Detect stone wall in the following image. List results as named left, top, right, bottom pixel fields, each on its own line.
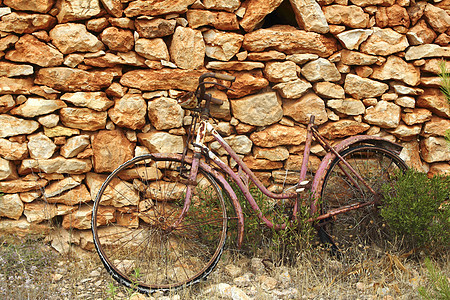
left=0, top=0, right=449, bottom=244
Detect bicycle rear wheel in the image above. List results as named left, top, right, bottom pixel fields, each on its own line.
left=319, top=145, right=408, bottom=251
left=91, top=154, right=227, bottom=294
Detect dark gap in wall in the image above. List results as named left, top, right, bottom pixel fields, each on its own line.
left=262, top=0, right=298, bottom=28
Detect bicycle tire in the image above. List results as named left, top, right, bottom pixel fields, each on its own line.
left=91, top=154, right=227, bottom=294
left=319, top=145, right=408, bottom=251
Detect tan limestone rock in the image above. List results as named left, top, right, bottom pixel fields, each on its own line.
left=435, top=33, right=450, bottom=46
left=203, top=0, right=240, bottom=12
left=44, top=126, right=80, bottom=138
left=0, top=138, right=28, bottom=160
left=117, top=52, right=146, bottom=67
left=399, top=140, right=427, bottom=172
left=20, top=157, right=92, bottom=174
left=264, top=61, right=298, bottom=83
left=210, top=135, right=252, bottom=155
left=0, top=194, right=23, bottom=220
left=147, top=97, right=183, bottom=130
left=405, top=45, right=450, bottom=61
left=375, top=5, right=409, bottom=28
left=135, top=18, right=176, bottom=38
left=120, top=69, right=204, bottom=91
left=0, top=61, right=34, bottom=77
left=327, top=99, right=365, bottom=116
left=91, top=129, right=134, bottom=173
left=407, top=20, right=437, bottom=45
left=313, top=82, right=344, bottom=99
left=135, top=38, right=170, bottom=61
left=363, top=101, right=401, bottom=128
left=86, top=17, right=109, bottom=32
left=0, top=115, right=39, bottom=138
left=344, top=74, right=389, bottom=99
left=420, top=137, right=450, bottom=163
left=209, top=89, right=231, bottom=120
left=56, top=0, right=102, bottom=22
left=421, top=59, right=450, bottom=75
left=50, top=23, right=104, bottom=54
left=63, top=205, right=113, bottom=229
left=289, top=0, right=329, bottom=33
left=203, top=29, right=244, bottom=62
left=417, top=88, right=450, bottom=118
left=371, top=56, right=420, bottom=86
left=124, top=0, right=196, bottom=17
left=230, top=92, right=283, bottom=126
left=35, top=68, right=114, bottom=92
left=273, top=79, right=312, bottom=99
left=428, top=163, right=450, bottom=177
left=401, top=108, right=432, bottom=125
left=6, top=34, right=63, bottom=67
left=170, top=26, right=204, bottom=70
left=27, top=132, right=56, bottom=159
left=336, top=29, right=373, bottom=50
left=389, top=124, right=422, bottom=141
left=60, top=107, right=107, bottom=131
left=253, top=146, right=289, bottom=161
left=43, top=177, right=80, bottom=198
left=100, top=27, right=134, bottom=52
left=0, top=178, right=47, bottom=193
left=3, top=0, right=55, bottom=13
left=0, top=95, right=15, bottom=113
left=323, top=5, right=369, bottom=28
left=60, top=135, right=90, bottom=158
left=248, top=51, right=287, bottom=61
left=360, top=27, right=409, bottom=56
left=10, top=98, right=66, bottom=118
left=108, top=94, right=147, bottom=130
left=350, top=0, right=394, bottom=5
left=0, top=217, right=51, bottom=235
left=242, top=25, right=338, bottom=57
left=206, top=61, right=264, bottom=71
left=0, top=157, right=18, bottom=181
left=340, top=50, right=378, bottom=66
left=319, top=119, right=370, bottom=139
left=24, top=201, right=59, bottom=223
left=301, top=58, right=341, bottom=82
left=137, top=131, right=184, bottom=154
left=242, top=156, right=283, bottom=170
left=0, top=35, right=19, bottom=52
left=100, top=0, right=123, bottom=17
left=60, top=92, right=114, bottom=111
left=186, top=9, right=239, bottom=30
left=283, top=92, right=328, bottom=125
left=423, top=3, right=450, bottom=33
left=250, top=124, right=307, bottom=147
left=0, top=12, right=56, bottom=34
left=239, top=0, right=284, bottom=32
left=46, top=184, right=91, bottom=205
left=0, top=77, right=34, bottom=94
left=423, top=116, right=450, bottom=137
left=228, top=71, right=269, bottom=98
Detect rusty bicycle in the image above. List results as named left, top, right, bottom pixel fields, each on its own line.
left=91, top=72, right=408, bottom=294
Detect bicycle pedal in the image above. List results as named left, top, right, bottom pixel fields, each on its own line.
left=295, top=180, right=310, bottom=193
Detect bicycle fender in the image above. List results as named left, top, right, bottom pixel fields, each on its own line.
left=310, top=135, right=404, bottom=215
left=151, top=153, right=245, bottom=248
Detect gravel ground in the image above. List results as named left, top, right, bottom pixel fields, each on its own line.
left=1, top=234, right=448, bottom=300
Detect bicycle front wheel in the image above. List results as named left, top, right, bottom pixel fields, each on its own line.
left=91, top=154, right=227, bottom=294
left=320, top=145, right=408, bottom=251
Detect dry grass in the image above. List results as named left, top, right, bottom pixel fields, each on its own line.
left=0, top=233, right=448, bottom=300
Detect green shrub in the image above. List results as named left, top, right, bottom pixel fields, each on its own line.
left=439, top=60, right=450, bottom=144
left=380, top=169, right=450, bottom=250
left=418, top=257, right=450, bottom=300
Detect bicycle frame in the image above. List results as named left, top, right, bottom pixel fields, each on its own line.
left=172, top=116, right=404, bottom=248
